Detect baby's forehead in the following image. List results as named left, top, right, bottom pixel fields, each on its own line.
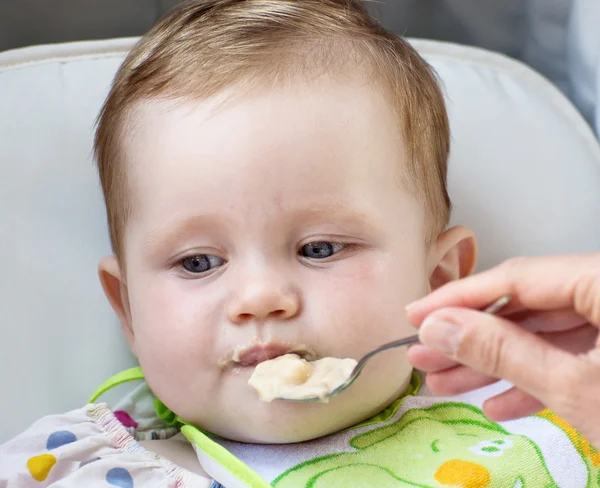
left=122, top=75, right=403, bottom=164
left=119, top=82, right=415, bottom=226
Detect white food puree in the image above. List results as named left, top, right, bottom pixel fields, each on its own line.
left=248, top=354, right=357, bottom=402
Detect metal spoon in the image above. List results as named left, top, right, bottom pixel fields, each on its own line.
left=277, top=294, right=511, bottom=402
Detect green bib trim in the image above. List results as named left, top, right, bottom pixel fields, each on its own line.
left=181, top=424, right=272, bottom=488
left=88, top=366, right=145, bottom=403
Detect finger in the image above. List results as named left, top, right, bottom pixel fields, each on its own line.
left=418, top=307, right=577, bottom=402
left=407, top=344, right=459, bottom=372
left=410, top=322, right=596, bottom=372
left=540, top=324, right=598, bottom=355
left=406, top=253, right=600, bottom=327
left=413, top=326, right=596, bottom=394
left=412, top=321, right=595, bottom=374
left=507, top=308, right=588, bottom=333
left=425, top=366, right=498, bottom=396
left=482, top=387, right=546, bottom=421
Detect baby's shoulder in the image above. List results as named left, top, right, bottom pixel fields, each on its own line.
left=0, top=404, right=208, bottom=487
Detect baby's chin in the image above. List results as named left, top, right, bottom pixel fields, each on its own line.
left=193, top=371, right=413, bottom=444
left=214, top=400, right=367, bottom=443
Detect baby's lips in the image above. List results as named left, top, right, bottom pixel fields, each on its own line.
left=235, top=343, right=294, bottom=366
left=222, top=341, right=318, bottom=367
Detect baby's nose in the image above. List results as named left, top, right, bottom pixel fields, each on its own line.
left=227, top=276, right=300, bottom=324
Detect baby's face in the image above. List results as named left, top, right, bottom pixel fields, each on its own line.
left=119, top=75, right=433, bottom=443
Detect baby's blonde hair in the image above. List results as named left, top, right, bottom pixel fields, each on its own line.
left=94, top=0, right=451, bottom=262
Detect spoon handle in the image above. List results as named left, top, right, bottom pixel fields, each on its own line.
left=354, top=294, right=512, bottom=373
left=356, top=335, right=420, bottom=367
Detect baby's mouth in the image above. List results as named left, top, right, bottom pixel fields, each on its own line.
left=219, top=341, right=318, bottom=368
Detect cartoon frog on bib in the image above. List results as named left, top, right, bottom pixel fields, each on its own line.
left=273, top=403, right=558, bottom=488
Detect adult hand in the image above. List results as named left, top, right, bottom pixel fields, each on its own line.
left=406, top=253, right=600, bottom=448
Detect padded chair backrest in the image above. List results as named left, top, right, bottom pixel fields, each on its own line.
left=1, top=38, right=599, bottom=442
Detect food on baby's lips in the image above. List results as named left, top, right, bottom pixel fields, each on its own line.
left=249, top=354, right=357, bottom=403
left=219, top=342, right=317, bottom=368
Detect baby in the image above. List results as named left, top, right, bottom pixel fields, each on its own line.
left=93, top=0, right=473, bottom=446
left=2, top=1, right=595, bottom=487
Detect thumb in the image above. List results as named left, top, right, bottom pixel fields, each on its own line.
left=418, top=308, right=575, bottom=400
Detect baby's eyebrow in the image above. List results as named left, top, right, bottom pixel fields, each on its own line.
left=141, top=215, right=225, bottom=257
left=141, top=204, right=377, bottom=257
left=290, top=203, right=377, bottom=229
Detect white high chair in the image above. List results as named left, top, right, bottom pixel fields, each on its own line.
left=1, top=33, right=600, bottom=442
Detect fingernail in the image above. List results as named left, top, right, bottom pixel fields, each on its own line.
left=419, top=316, right=463, bottom=355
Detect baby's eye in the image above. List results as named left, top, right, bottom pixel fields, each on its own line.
left=180, top=254, right=225, bottom=274
left=300, top=241, right=345, bottom=259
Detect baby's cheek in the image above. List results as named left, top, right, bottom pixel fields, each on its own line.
left=128, top=283, right=206, bottom=364
left=326, top=260, right=425, bottom=340
left=318, top=272, right=390, bottom=339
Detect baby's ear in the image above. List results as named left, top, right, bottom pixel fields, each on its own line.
left=98, top=256, right=137, bottom=355
left=426, top=225, right=477, bottom=291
